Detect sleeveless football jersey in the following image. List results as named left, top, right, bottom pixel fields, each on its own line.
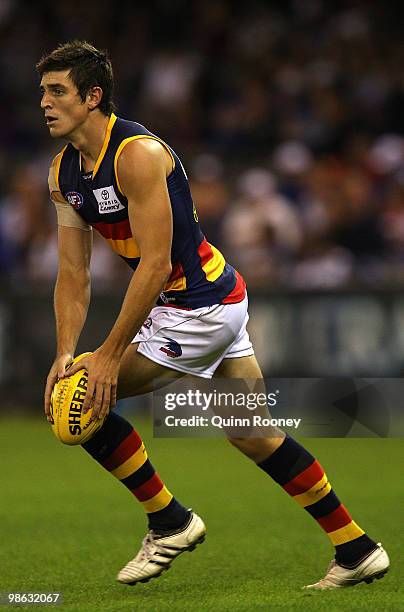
left=54, top=113, right=246, bottom=309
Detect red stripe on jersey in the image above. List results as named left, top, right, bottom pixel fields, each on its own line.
left=132, top=473, right=164, bottom=502
left=93, top=219, right=132, bottom=240
left=283, top=460, right=324, bottom=496
left=317, top=504, right=352, bottom=533
left=198, top=238, right=214, bottom=266
left=101, top=430, right=143, bottom=472
left=222, top=270, right=247, bottom=304
left=169, top=261, right=185, bottom=282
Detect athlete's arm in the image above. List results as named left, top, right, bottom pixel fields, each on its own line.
left=49, top=157, right=93, bottom=359
left=44, top=159, right=93, bottom=420
left=55, top=226, right=92, bottom=354
left=68, top=139, right=173, bottom=420
left=44, top=225, right=92, bottom=420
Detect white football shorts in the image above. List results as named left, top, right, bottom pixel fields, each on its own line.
left=133, top=295, right=254, bottom=378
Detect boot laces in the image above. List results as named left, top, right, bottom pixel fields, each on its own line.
left=137, top=532, right=158, bottom=562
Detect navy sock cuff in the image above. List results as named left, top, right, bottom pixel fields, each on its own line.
left=257, top=435, right=315, bottom=486
left=147, top=498, right=191, bottom=531
left=335, top=534, right=378, bottom=567
left=81, top=412, right=133, bottom=461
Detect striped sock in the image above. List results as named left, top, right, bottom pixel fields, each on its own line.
left=258, top=435, right=377, bottom=566
left=82, top=412, right=190, bottom=531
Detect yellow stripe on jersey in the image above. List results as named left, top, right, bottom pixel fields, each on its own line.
left=202, top=243, right=226, bottom=282
left=142, top=486, right=173, bottom=513
left=92, top=113, right=117, bottom=178
left=293, top=473, right=332, bottom=508
left=114, top=135, right=176, bottom=195
left=54, top=146, right=67, bottom=192
left=328, top=521, right=365, bottom=546
left=164, top=276, right=187, bottom=292
left=111, top=443, right=148, bottom=480
left=105, top=237, right=140, bottom=258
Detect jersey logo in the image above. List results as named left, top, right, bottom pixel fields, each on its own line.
left=159, top=337, right=182, bottom=358
left=92, top=185, right=125, bottom=214
left=66, top=191, right=84, bottom=210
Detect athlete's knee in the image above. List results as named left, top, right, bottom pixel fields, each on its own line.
left=227, top=435, right=285, bottom=463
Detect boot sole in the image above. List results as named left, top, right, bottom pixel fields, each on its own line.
left=363, top=567, right=389, bottom=585
left=125, top=534, right=206, bottom=586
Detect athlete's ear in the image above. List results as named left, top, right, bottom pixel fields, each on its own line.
left=87, top=86, right=103, bottom=110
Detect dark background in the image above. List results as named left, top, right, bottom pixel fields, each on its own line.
left=1, top=0, right=404, bottom=406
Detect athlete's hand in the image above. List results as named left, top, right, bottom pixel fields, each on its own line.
left=66, top=349, right=120, bottom=421
left=44, top=353, right=74, bottom=423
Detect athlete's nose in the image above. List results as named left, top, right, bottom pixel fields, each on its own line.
left=41, top=91, right=52, bottom=110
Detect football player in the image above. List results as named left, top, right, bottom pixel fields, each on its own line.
left=39, top=41, right=389, bottom=589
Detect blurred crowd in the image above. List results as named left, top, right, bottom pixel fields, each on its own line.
left=2, top=0, right=404, bottom=289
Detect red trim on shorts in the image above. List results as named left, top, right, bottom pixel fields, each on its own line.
left=159, top=303, right=193, bottom=310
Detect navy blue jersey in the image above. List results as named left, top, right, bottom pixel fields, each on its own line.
left=54, top=113, right=245, bottom=308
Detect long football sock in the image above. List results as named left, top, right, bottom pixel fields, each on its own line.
left=258, top=435, right=377, bottom=567
left=82, top=412, right=190, bottom=531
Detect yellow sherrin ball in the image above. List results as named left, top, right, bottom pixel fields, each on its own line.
left=50, top=352, right=106, bottom=445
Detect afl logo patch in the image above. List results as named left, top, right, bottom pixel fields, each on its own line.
left=66, top=191, right=84, bottom=210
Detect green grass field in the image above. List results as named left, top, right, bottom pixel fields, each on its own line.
left=0, top=416, right=402, bottom=611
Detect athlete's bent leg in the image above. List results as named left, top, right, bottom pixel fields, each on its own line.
left=214, top=354, right=285, bottom=461
left=215, top=355, right=386, bottom=586
left=118, top=342, right=185, bottom=398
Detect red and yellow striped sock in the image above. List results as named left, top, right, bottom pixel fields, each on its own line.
left=82, top=413, right=190, bottom=531
left=258, top=435, right=377, bottom=566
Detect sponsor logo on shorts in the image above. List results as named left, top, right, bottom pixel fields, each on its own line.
left=66, top=191, right=84, bottom=210
left=159, top=337, right=182, bottom=358
left=144, top=317, right=152, bottom=329
left=92, top=185, right=125, bottom=214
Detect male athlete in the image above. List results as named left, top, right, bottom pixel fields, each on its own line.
left=39, top=41, right=389, bottom=589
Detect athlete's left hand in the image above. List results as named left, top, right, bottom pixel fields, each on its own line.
left=65, top=349, right=121, bottom=421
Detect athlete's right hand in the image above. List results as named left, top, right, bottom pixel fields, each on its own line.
left=44, top=353, right=73, bottom=422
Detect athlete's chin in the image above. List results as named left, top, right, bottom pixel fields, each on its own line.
left=48, top=125, right=68, bottom=139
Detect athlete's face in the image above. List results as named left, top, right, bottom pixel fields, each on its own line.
left=40, top=70, right=89, bottom=139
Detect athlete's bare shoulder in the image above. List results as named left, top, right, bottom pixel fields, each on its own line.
left=116, top=137, right=173, bottom=183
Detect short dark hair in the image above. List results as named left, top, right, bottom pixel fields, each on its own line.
left=36, top=40, right=116, bottom=115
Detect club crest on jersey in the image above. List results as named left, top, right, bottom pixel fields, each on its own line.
left=92, top=185, right=125, bottom=214
left=66, top=191, right=84, bottom=210
left=159, top=337, right=182, bottom=358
